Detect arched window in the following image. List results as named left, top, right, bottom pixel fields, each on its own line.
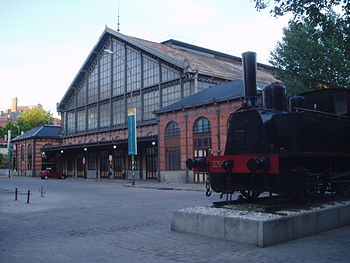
left=193, top=117, right=212, bottom=183
left=193, top=117, right=211, bottom=149
left=194, top=117, right=211, bottom=134
left=165, top=121, right=180, bottom=138
left=27, top=144, right=33, bottom=170
left=165, top=121, right=181, bottom=170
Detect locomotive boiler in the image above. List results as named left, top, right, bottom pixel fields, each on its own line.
left=186, top=52, right=350, bottom=199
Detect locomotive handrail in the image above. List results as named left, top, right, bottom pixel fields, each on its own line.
left=293, top=107, right=349, bottom=119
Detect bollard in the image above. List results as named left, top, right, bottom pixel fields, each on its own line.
left=40, top=186, right=45, bottom=197
left=27, top=190, right=30, bottom=204
left=15, top=188, right=18, bottom=201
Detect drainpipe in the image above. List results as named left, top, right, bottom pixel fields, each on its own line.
left=184, top=111, right=189, bottom=183
left=216, top=103, right=221, bottom=155
left=157, top=117, right=161, bottom=183
left=32, top=140, right=36, bottom=177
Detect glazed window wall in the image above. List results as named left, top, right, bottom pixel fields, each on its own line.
left=112, top=41, right=125, bottom=96
left=197, top=81, right=212, bottom=92
left=161, top=64, right=179, bottom=82
left=99, top=53, right=111, bottom=100
left=143, top=56, right=159, bottom=88
left=88, top=65, right=98, bottom=104
left=143, top=90, right=159, bottom=120
left=162, top=84, right=181, bottom=107
left=126, top=48, right=141, bottom=92
left=127, top=94, right=141, bottom=122
left=112, top=99, right=125, bottom=125
left=183, top=81, right=191, bottom=97
left=77, top=81, right=86, bottom=106
left=77, top=109, right=86, bottom=132
left=87, top=106, right=97, bottom=130
left=99, top=102, right=110, bottom=128
left=67, top=111, right=75, bottom=134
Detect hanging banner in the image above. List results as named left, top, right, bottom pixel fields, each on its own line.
left=127, top=108, right=137, bottom=155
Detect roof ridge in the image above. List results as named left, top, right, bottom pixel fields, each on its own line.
left=31, top=126, right=44, bottom=137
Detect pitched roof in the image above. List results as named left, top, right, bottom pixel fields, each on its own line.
left=156, top=79, right=268, bottom=114
left=57, top=27, right=276, bottom=111
left=11, top=125, right=61, bottom=142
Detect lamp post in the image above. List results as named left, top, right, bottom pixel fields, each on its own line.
left=103, top=48, right=137, bottom=185
left=7, top=130, right=11, bottom=178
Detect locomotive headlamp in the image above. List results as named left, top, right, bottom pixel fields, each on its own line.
left=247, top=157, right=270, bottom=172
left=222, top=160, right=234, bottom=169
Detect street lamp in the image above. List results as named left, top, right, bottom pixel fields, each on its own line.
left=103, top=48, right=137, bottom=186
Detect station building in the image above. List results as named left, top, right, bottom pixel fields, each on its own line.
left=11, top=27, right=276, bottom=183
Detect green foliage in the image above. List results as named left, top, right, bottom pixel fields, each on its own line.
left=0, top=123, right=20, bottom=140
left=16, top=107, right=53, bottom=133
left=253, top=0, right=350, bottom=26
left=269, top=14, right=350, bottom=95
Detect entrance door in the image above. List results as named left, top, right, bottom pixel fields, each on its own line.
left=67, top=155, right=74, bottom=177
left=77, top=154, right=84, bottom=178
left=100, top=151, right=110, bottom=178
left=114, top=149, right=125, bottom=179
left=146, top=147, right=157, bottom=179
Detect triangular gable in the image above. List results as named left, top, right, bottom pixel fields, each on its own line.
left=57, top=28, right=186, bottom=111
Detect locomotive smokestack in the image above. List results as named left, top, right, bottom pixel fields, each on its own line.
left=242, top=51, right=257, bottom=107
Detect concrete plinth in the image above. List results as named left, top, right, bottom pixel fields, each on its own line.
left=171, top=201, right=350, bottom=247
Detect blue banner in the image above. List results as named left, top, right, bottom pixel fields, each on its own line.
left=127, top=108, right=137, bottom=155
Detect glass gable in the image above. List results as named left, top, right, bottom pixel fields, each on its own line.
left=88, top=65, right=98, bottom=104
left=144, top=90, right=159, bottom=120
left=162, top=84, right=181, bottom=107
left=112, top=40, right=125, bottom=96
left=126, top=48, right=141, bottom=92
left=161, top=64, right=179, bottom=82
left=112, top=99, right=125, bottom=125
left=67, top=111, right=75, bottom=134
left=143, top=56, right=159, bottom=88
left=87, top=106, right=97, bottom=130
left=99, top=102, right=110, bottom=128
left=99, top=52, right=111, bottom=100
left=77, top=109, right=86, bottom=132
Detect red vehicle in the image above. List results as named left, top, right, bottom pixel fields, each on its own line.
left=40, top=170, right=66, bottom=179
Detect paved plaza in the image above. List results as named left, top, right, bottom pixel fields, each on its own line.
left=1, top=176, right=350, bottom=263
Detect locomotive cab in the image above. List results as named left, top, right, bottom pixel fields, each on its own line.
left=294, top=89, right=350, bottom=117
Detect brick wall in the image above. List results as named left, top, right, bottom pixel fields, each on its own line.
left=13, top=138, right=61, bottom=176
left=159, top=100, right=242, bottom=174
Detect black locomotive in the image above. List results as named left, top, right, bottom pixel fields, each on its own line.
left=187, top=52, right=350, bottom=199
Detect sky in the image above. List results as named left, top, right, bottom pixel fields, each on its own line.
left=0, top=0, right=290, bottom=116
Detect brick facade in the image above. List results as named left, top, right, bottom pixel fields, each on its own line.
left=158, top=99, right=242, bottom=182
left=13, top=137, right=61, bottom=176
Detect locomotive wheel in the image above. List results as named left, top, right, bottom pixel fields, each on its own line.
left=240, top=190, right=261, bottom=200
left=335, top=184, right=350, bottom=196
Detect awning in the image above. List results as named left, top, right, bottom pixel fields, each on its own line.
left=42, top=135, right=158, bottom=153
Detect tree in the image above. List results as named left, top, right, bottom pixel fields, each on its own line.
left=16, top=107, right=53, bottom=133
left=269, top=14, right=350, bottom=95
left=0, top=122, right=21, bottom=139
left=253, top=0, right=350, bottom=26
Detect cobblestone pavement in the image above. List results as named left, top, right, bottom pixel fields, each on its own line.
left=0, top=176, right=350, bottom=263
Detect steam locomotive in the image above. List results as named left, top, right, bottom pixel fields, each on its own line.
left=186, top=52, right=350, bottom=199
